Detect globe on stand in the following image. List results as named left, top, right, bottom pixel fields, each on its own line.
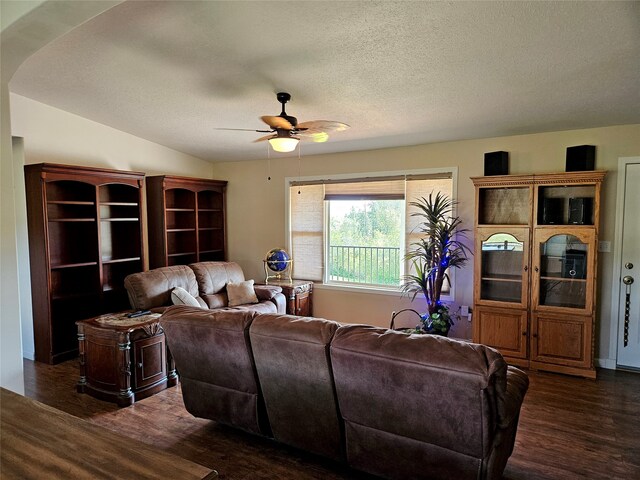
left=263, top=248, right=293, bottom=284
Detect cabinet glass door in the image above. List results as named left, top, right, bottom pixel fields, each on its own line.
left=534, top=231, right=594, bottom=312
left=477, top=228, right=529, bottom=307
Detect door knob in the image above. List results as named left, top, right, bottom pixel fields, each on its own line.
left=625, top=262, right=633, bottom=270
left=623, top=275, right=634, bottom=285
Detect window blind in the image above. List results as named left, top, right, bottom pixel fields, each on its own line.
left=323, top=179, right=405, bottom=200
left=289, top=184, right=324, bottom=281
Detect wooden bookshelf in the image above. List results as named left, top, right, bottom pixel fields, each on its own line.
left=146, top=176, right=227, bottom=268
left=24, top=163, right=145, bottom=364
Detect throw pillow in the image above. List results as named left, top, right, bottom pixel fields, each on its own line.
left=227, top=279, right=259, bottom=307
left=171, top=287, right=201, bottom=307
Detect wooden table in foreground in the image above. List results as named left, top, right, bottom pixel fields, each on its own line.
left=0, top=388, right=217, bottom=479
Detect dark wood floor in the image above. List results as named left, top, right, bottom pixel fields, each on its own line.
left=22, top=359, right=640, bottom=480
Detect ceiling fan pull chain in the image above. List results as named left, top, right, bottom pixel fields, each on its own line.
left=267, top=144, right=271, bottom=181
left=297, top=145, right=301, bottom=194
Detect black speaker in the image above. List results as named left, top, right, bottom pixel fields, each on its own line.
left=541, top=197, right=564, bottom=225
left=562, top=250, right=586, bottom=279
left=566, top=145, right=596, bottom=172
left=484, top=151, right=509, bottom=176
left=568, top=197, right=593, bottom=225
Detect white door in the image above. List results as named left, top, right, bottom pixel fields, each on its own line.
left=617, top=160, right=640, bottom=369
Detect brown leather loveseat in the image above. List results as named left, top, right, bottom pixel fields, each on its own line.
left=160, top=307, right=529, bottom=480
left=124, top=261, right=285, bottom=314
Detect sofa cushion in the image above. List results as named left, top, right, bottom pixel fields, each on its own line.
left=160, top=306, right=270, bottom=436
left=189, top=261, right=245, bottom=296
left=227, top=280, right=259, bottom=307
left=227, top=302, right=278, bottom=314
left=124, top=265, right=205, bottom=310
left=170, top=287, right=202, bottom=308
left=250, top=314, right=343, bottom=461
left=330, top=324, right=508, bottom=478
left=253, top=285, right=282, bottom=302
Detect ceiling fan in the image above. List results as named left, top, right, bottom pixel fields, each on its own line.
left=217, top=92, right=349, bottom=152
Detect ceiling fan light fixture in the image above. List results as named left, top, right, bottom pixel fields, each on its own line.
left=269, top=136, right=299, bottom=153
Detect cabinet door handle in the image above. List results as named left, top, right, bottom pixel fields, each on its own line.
left=532, top=333, right=538, bottom=338
left=522, top=331, right=528, bottom=336
left=534, top=266, right=539, bottom=272
left=137, top=362, right=143, bottom=368
left=524, top=265, right=528, bottom=272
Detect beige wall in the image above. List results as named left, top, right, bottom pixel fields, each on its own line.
left=11, top=93, right=212, bottom=177
left=211, top=124, right=640, bottom=362
left=1, top=0, right=122, bottom=393
left=9, top=93, right=214, bottom=359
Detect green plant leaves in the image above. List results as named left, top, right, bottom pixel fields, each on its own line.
left=402, top=192, right=471, bottom=314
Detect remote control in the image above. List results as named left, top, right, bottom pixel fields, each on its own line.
left=126, top=310, right=151, bottom=318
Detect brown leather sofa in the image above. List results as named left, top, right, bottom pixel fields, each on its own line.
left=160, top=307, right=529, bottom=480
left=124, top=262, right=286, bottom=314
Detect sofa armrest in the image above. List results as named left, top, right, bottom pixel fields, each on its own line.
left=498, top=366, right=529, bottom=429
left=254, top=285, right=282, bottom=301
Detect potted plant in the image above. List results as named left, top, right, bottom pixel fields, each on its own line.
left=401, top=192, right=471, bottom=336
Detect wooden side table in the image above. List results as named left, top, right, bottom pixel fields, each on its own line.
left=265, top=280, right=314, bottom=316
left=76, top=312, right=178, bottom=407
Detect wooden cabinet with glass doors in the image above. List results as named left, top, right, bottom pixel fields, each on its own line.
left=472, top=171, right=605, bottom=378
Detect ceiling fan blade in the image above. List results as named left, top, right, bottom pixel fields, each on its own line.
left=253, top=134, right=276, bottom=143
left=296, top=120, right=350, bottom=134
left=261, top=115, right=293, bottom=130
left=299, top=132, right=330, bottom=143
left=215, top=128, right=273, bottom=133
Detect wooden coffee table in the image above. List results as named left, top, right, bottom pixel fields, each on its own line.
left=76, top=312, right=178, bottom=407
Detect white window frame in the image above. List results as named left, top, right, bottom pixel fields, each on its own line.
left=285, top=167, right=459, bottom=298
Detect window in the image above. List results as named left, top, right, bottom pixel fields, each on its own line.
left=328, top=199, right=403, bottom=286
left=288, top=169, right=455, bottom=293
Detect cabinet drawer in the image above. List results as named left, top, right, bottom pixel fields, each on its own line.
left=132, top=334, right=167, bottom=390
left=531, top=313, right=592, bottom=368
left=294, top=290, right=311, bottom=316
left=474, top=306, right=528, bottom=359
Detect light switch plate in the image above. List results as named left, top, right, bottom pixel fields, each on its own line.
left=598, top=241, right=611, bottom=252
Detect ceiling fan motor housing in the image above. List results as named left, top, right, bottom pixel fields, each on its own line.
left=221, top=91, right=348, bottom=145
left=276, top=92, right=291, bottom=103
left=277, top=92, right=298, bottom=127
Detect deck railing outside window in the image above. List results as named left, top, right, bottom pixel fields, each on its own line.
left=328, top=245, right=400, bottom=286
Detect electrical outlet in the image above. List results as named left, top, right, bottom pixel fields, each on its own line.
left=461, top=305, right=469, bottom=316
left=598, top=241, right=611, bottom=253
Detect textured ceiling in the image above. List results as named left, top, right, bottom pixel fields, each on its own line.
left=10, top=0, right=640, bottom=162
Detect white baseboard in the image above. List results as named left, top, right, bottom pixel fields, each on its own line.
left=595, top=358, right=616, bottom=370
left=23, top=351, right=35, bottom=361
